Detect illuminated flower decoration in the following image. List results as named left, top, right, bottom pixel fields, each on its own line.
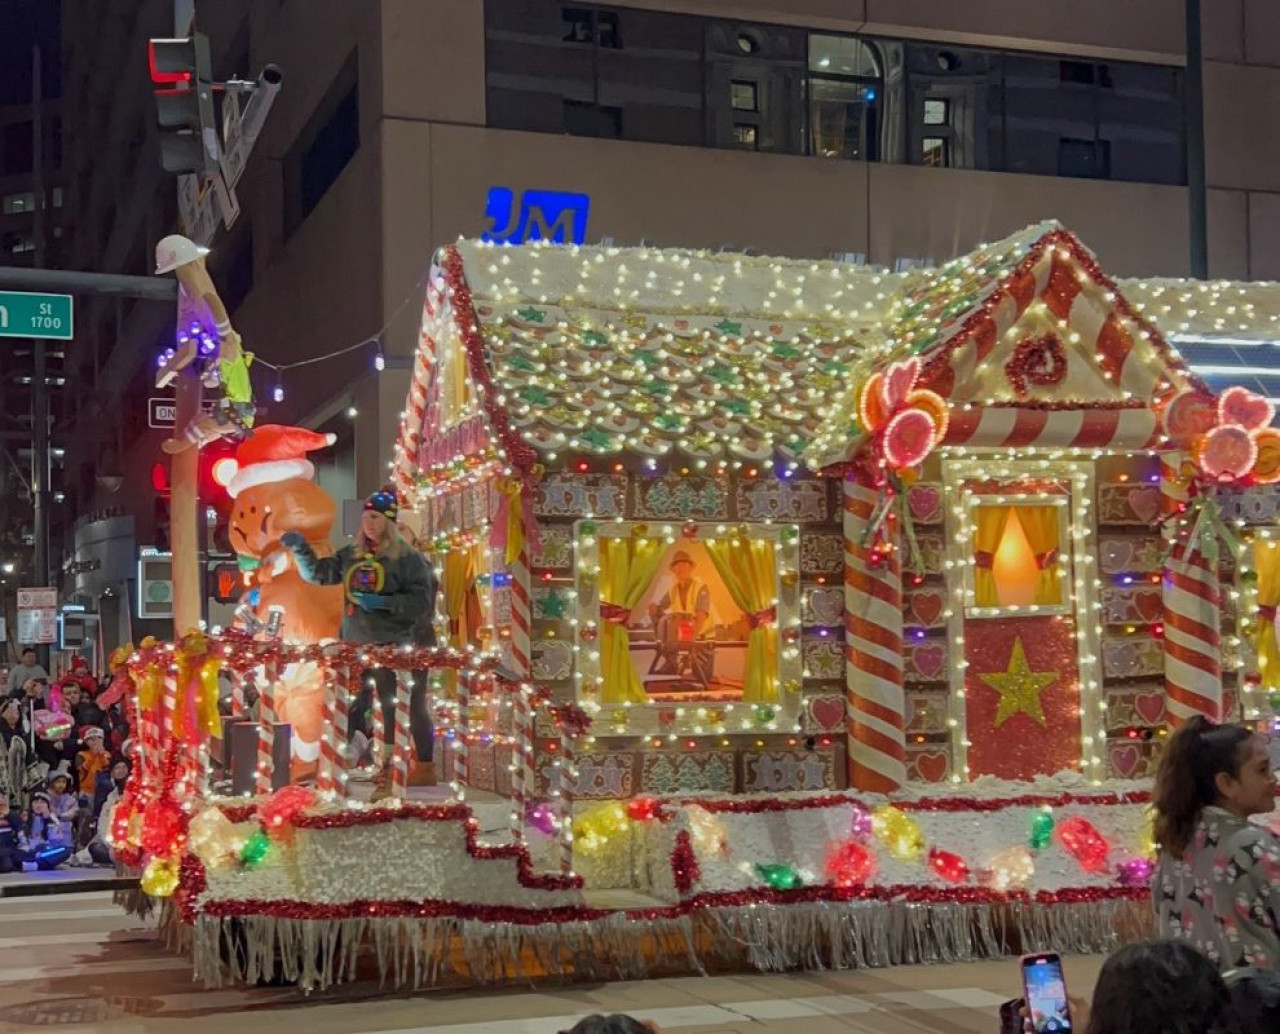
left=1166, top=387, right=1280, bottom=485
left=855, top=358, right=949, bottom=473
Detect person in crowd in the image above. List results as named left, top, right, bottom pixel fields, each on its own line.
left=44, top=767, right=80, bottom=827
left=281, top=487, right=434, bottom=801
left=22, top=791, right=72, bottom=870
left=560, top=1017, right=661, bottom=1034
left=0, top=698, right=29, bottom=809
left=32, top=691, right=77, bottom=783
left=76, top=727, right=110, bottom=804
left=1225, top=966, right=1280, bottom=1028
left=1151, top=716, right=1280, bottom=969
left=74, top=759, right=129, bottom=866
left=6, top=647, right=47, bottom=698
left=56, top=682, right=92, bottom=729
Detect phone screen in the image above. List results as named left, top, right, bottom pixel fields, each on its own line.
left=1022, top=954, right=1072, bottom=1034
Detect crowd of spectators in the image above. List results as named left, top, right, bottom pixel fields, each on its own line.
left=0, top=647, right=131, bottom=872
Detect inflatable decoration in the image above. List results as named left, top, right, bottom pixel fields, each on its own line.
left=223, top=425, right=345, bottom=768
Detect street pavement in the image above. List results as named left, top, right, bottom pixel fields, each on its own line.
left=0, top=890, right=1105, bottom=1033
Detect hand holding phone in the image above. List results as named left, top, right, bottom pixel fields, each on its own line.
left=1021, top=953, right=1074, bottom=1033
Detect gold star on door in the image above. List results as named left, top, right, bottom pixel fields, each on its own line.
left=977, top=637, right=1059, bottom=727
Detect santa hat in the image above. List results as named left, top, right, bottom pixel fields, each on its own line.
left=81, top=725, right=104, bottom=741
left=220, top=425, right=336, bottom=498
left=70, top=656, right=89, bottom=672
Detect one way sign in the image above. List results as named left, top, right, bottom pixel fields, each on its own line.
left=148, top=397, right=177, bottom=428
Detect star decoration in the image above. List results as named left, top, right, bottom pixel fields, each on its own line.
left=714, top=318, right=743, bottom=336
left=515, top=306, right=547, bottom=323
left=579, top=428, right=617, bottom=451
left=978, top=638, right=1058, bottom=727
left=536, top=590, right=569, bottom=620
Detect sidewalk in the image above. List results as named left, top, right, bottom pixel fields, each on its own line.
left=0, top=866, right=138, bottom=898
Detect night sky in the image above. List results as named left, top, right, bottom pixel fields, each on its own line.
left=0, top=1, right=61, bottom=106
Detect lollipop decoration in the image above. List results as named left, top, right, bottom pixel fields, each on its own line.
left=1165, top=387, right=1280, bottom=485
left=854, top=358, right=950, bottom=475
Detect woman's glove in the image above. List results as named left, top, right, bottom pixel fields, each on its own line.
left=352, top=592, right=391, bottom=612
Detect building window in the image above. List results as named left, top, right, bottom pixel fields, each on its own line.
left=1, top=122, right=33, bottom=176
left=285, top=53, right=359, bottom=235
left=3, top=232, right=34, bottom=254
left=733, top=124, right=758, bottom=149
left=808, top=34, right=881, bottom=160
left=922, top=137, right=948, bottom=167
left=730, top=80, right=758, bottom=112
left=2, top=192, right=34, bottom=214
left=923, top=99, right=949, bottom=125
left=483, top=0, right=1184, bottom=186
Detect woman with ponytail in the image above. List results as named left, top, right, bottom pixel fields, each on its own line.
left=1152, top=715, right=1280, bottom=969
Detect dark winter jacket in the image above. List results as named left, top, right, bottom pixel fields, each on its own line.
left=291, top=539, right=436, bottom=646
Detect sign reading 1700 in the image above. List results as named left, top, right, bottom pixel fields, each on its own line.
left=0, top=291, right=74, bottom=340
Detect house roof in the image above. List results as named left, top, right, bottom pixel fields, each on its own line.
left=805, top=222, right=1209, bottom=466
left=396, top=227, right=1280, bottom=493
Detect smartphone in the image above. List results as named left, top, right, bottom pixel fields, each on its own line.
left=1021, top=953, right=1073, bottom=1033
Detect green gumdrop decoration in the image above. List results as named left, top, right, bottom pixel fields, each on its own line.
left=240, top=829, right=271, bottom=869
left=1268, top=691, right=1280, bottom=712
left=1029, top=809, right=1055, bottom=851
left=755, top=863, right=802, bottom=891
left=755, top=705, right=776, bottom=724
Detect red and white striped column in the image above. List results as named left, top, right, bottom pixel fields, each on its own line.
left=255, top=661, right=278, bottom=797
left=507, top=544, right=533, bottom=678
left=509, top=685, right=532, bottom=843
left=452, top=667, right=471, bottom=800
left=391, top=671, right=412, bottom=797
left=1160, top=452, right=1223, bottom=725
left=843, top=472, right=908, bottom=792
left=558, top=726, right=576, bottom=875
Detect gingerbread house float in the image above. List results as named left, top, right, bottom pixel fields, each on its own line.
left=118, top=222, right=1280, bottom=990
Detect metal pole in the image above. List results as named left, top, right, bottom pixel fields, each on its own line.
left=31, top=43, right=50, bottom=596
left=1185, top=0, right=1209, bottom=278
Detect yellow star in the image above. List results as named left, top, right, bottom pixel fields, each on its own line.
left=978, top=637, right=1058, bottom=727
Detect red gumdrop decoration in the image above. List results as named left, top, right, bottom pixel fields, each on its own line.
left=927, top=847, right=970, bottom=885
left=626, top=796, right=660, bottom=822
left=824, top=838, right=877, bottom=888
left=257, top=784, right=318, bottom=838
left=1055, top=814, right=1111, bottom=873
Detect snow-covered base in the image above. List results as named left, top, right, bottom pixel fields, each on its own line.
left=164, top=776, right=1155, bottom=989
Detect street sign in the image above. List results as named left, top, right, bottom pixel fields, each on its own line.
left=149, top=397, right=178, bottom=428
left=0, top=291, right=73, bottom=340
left=16, top=586, right=57, bottom=645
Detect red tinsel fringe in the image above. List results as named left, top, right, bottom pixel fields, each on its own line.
left=191, top=881, right=1148, bottom=927
left=679, top=788, right=1151, bottom=816
left=671, top=829, right=700, bottom=895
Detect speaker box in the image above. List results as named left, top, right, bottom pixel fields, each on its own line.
left=230, top=721, right=291, bottom=795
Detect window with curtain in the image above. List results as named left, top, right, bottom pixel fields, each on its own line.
left=972, top=503, right=1063, bottom=610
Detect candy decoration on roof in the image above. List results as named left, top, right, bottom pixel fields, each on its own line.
left=1165, top=386, right=1280, bottom=486
left=1055, top=815, right=1111, bottom=874
left=854, top=358, right=949, bottom=475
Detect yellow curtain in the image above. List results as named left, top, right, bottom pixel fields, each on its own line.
left=705, top=537, right=779, bottom=704
left=973, top=506, right=1013, bottom=607
left=441, top=543, right=483, bottom=697
left=1255, top=540, right=1280, bottom=693
left=1016, top=505, right=1063, bottom=606
left=599, top=537, right=668, bottom=704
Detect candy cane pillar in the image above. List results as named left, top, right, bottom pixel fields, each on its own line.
left=1160, top=452, right=1223, bottom=724
left=843, top=473, right=907, bottom=791
left=391, top=671, right=412, bottom=797
left=255, top=661, right=278, bottom=796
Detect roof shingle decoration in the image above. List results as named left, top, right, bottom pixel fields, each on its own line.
left=398, top=224, right=1280, bottom=496
left=451, top=239, right=897, bottom=471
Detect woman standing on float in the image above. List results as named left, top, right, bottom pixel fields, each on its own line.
left=281, top=487, right=437, bottom=799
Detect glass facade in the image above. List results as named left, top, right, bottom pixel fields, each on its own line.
left=484, top=1, right=1185, bottom=187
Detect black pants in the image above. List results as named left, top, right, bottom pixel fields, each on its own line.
left=350, top=668, right=434, bottom=762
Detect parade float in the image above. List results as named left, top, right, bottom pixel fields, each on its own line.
left=116, top=221, right=1280, bottom=990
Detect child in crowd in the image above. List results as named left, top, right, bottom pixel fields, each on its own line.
left=23, top=792, right=72, bottom=870
left=76, top=727, right=110, bottom=798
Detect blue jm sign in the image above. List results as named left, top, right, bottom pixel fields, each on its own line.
left=482, top=187, right=591, bottom=245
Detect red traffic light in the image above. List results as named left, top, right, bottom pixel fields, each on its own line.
left=148, top=39, right=193, bottom=84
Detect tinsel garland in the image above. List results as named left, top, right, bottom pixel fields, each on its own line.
left=670, top=830, right=700, bottom=895
left=182, top=894, right=1153, bottom=992
left=675, top=788, right=1150, bottom=817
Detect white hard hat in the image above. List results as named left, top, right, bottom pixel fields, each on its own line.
left=154, top=234, right=210, bottom=275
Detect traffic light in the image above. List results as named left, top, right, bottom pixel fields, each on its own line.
left=148, top=34, right=220, bottom=175
left=150, top=461, right=172, bottom=552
